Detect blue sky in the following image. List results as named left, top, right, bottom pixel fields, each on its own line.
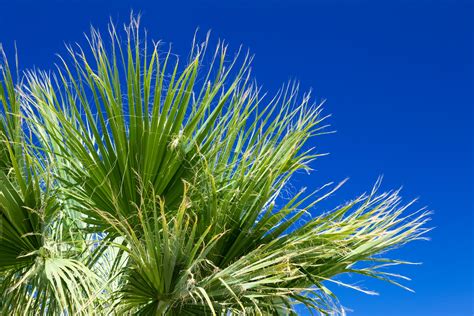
left=0, top=0, right=472, bottom=315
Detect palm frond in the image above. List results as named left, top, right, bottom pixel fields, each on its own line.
left=0, top=15, right=431, bottom=315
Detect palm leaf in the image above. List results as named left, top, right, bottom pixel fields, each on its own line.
left=0, top=15, right=431, bottom=315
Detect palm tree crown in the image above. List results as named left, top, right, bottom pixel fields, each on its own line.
left=0, top=16, right=430, bottom=315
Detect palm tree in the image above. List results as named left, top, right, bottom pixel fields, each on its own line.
left=0, top=16, right=429, bottom=315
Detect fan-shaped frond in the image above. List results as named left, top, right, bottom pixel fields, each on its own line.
left=0, top=15, right=430, bottom=315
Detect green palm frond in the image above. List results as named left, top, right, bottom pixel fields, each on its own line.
left=0, top=48, right=21, bottom=173
left=0, top=15, right=430, bottom=315
left=0, top=52, right=53, bottom=271
left=0, top=54, right=103, bottom=315
left=23, top=21, right=251, bottom=233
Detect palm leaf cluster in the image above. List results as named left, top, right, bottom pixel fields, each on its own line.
left=0, top=16, right=430, bottom=315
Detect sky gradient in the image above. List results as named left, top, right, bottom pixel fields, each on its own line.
left=0, top=0, right=472, bottom=315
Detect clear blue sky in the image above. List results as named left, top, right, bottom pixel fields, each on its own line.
left=0, top=0, right=472, bottom=315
